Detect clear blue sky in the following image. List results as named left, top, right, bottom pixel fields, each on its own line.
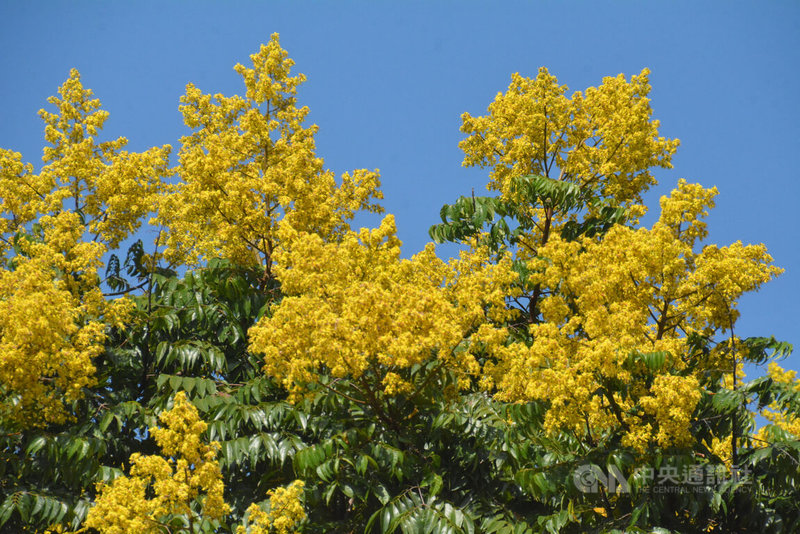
left=1, top=1, right=798, bottom=370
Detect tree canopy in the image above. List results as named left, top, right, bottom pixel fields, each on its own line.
left=1, top=34, right=798, bottom=534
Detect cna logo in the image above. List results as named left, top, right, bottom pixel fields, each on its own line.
left=573, top=464, right=630, bottom=493
left=572, top=462, right=752, bottom=494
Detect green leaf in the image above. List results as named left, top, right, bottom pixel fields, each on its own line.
left=374, top=484, right=391, bottom=505
left=0, top=496, right=14, bottom=526
left=626, top=350, right=669, bottom=371
left=16, top=493, right=31, bottom=523
left=740, top=336, right=793, bottom=364
left=26, top=436, right=47, bottom=456
left=169, top=375, right=182, bottom=392
left=423, top=472, right=443, bottom=497
left=711, top=388, right=743, bottom=413
left=156, top=373, right=170, bottom=389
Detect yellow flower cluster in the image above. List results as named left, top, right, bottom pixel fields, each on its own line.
left=756, top=363, right=800, bottom=440
left=236, top=481, right=306, bottom=534
left=0, top=241, right=103, bottom=426
left=460, top=67, right=679, bottom=209
left=0, top=149, right=48, bottom=259
left=638, top=374, right=701, bottom=448
left=484, top=181, right=781, bottom=450
left=36, top=69, right=170, bottom=249
left=1, top=69, right=169, bottom=427
left=2, top=69, right=169, bottom=255
left=767, top=361, right=800, bottom=389
left=157, top=33, right=382, bottom=270
left=85, top=392, right=229, bottom=533
left=703, top=435, right=734, bottom=469
left=0, top=209, right=135, bottom=427
left=248, top=215, right=517, bottom=400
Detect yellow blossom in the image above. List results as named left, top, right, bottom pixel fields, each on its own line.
left=1, top=68, right=168, bottom=427
left=85, top=392, right=230, bottom=533
left=248, top=215, right=517, bottom=401
left=460, top=67, right=679, bottom=219
left=36, top=68, right=170, bottom=249
left=755, top=362, right=800, bottom=441
left=639, top=375, right=701, bottom=448
left=156, top=33, right=382, bottom=271
left=485, top=181, right=781, bottom=450
left=236, top=481, right=306, bottom=534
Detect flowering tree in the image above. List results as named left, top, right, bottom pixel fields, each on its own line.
left=0, top=35, right=798, bottom=534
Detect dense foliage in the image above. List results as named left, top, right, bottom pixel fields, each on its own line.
left=1, top=34, right=798, bottom=533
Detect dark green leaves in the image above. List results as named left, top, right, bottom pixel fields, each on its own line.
left=740, top=337, right=794, bottom=365
left=430, top=174, right=625, bottom=252
left=429, top=194, right=512, bottom=249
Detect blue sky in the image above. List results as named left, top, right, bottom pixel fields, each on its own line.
left=1, top=1, right=798, bottom=370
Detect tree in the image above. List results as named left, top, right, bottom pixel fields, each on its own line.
left=430, top=68, right=796, bottom=532
left=1, top=35, right=797, bottom=534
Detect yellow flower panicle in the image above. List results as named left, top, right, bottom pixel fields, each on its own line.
left=1, top=69, right=168, bottom=428
left=36, top=69, right=171, bottom=249
left=638, top=374, right=702, bottom=448
left=767, top=362, right=799, bottom=388
left=157, top=33, right=382, bottom=270
left=0, top=248, right=103, bottom=427
left=704, top=435, right=734, bottom=469
left=0, top=210, right=136, bottom=427
left=456, top=68, right=682, bottom=320
left=0, top=148, right=48, bottom=259
left=755, top=363, right=800, bottom=440
left=85, top=392, right=230, bottom=533
left=460, top=67, right=679, bottom=210
left=248, top=215, right=517, bottom=401
left=236, top=481, right=306, bottom=534
left=485, top=180, right=781, bottom=450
